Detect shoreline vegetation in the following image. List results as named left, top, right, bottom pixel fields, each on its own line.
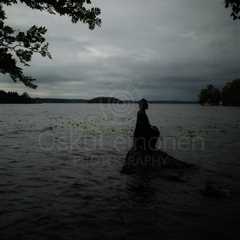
left=199, top=79, right=240, bottom=106
left=0, top=91, right=197, bottom=104
left=1, top=78, right=240, bottom=106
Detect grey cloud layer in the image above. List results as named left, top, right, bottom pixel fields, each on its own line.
left=0, top=0, right=239, bottom=100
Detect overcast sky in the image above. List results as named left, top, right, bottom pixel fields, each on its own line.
left=1, top=0, right=240, bottom=100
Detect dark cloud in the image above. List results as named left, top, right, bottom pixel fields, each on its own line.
left=0, top=0, right=239, bottom=100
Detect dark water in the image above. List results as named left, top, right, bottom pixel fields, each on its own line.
left=0, top=104, right=240, bottom=239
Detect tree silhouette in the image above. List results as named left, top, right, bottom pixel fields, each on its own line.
left=0, top=0, right=101, bottom=88
left=0, top=89, right=35, bottom=103
left=222, top=79, right=240, bottom=106
left=199, top=85, right=221, bottom=106
left=225, top=0, right=240, bottom=20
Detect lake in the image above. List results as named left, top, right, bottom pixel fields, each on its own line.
left=0, top=104, right=240, bottom=239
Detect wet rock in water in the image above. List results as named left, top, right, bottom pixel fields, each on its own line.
left=162, top=172, right=187, bottom=183
left=121, top=148, right=193, bottom=174
left=202, top=181, right=231, bottom=199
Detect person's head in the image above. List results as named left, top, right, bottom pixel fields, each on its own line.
left=138, top=98, right=148, bottom=110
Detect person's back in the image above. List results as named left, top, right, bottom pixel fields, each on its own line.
left=134, top=109, right=151, bottom=138
left=133, top=99, right=160, bottom=151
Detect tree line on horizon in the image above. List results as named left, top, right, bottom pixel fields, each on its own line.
left=199, top=79, right=240, bottom=106
left=0, top=90, right=35, bottom=103
left=0, top=92, right=125, bottom=103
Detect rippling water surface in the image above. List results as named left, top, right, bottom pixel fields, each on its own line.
left=1, top=104, right=240, bottom=239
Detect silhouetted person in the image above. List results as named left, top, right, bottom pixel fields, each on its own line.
left=134, top=99, right=160, bottom=151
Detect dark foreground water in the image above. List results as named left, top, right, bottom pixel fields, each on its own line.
left=0, top=104, right=240, bottom=239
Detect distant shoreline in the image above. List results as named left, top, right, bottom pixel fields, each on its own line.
left=33, top=97, right=198, bottom=104
left=0, top=100, right=198, bottom=104
left=0, top=102, right=198, bottom=104
left=35, top=101, right=198, bottom=104
left=0, top=92, right=198, bottom=104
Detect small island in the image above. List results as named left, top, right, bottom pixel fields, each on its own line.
left=88, top=97, right=123, bottom=104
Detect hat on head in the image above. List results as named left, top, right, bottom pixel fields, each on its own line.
left=139, top=98, right=148, bottom=104
left=139, top=98, right=148, bottom=108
